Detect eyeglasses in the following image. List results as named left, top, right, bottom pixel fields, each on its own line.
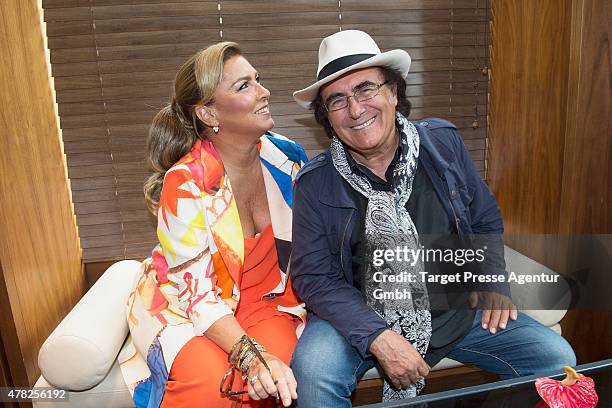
left=219, top=366, right=247, bottom=397
left=324, top=81, right=389, bottom=112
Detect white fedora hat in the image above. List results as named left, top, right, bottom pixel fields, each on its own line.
left=293, top=30, right=411, bottom=108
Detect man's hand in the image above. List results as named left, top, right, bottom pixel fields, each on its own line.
left=369, top=329, right=429, bottom=390
left=468, top=291, right=518, bottom=334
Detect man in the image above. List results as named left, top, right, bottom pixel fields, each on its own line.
left=289, top=30, right=575, bottom=406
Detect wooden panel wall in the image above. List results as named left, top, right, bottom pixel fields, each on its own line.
left=559, top=0, right=612, bottom=235
left=488, top=0, right=612, bottom=363
left=0, top=261, right=17, bottom=389
left=556, top=0, right=612, bottom=365
left=488, top=0, right=572, bottom=238
left=0, top=0, right=85, bottom=385
left=0, top=259, right=27, bottom=388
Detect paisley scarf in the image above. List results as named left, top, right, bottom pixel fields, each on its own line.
left=330, top=112, right=432, bottom=400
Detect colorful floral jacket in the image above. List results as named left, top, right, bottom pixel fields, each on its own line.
left=121, top=132, right=308, bottom=407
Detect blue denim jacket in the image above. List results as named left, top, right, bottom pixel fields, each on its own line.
left=290, top=118, right=508, bottom=358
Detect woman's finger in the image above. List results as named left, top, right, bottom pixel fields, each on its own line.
left=256, top=365, right=276, bottom=398
left=249, top=369, right=271, bottom=400
left=274, top=376, right=293, bottom=407
left=284, top=366, right=298, bottom=400
left=248, top=383, right=261, bottom=401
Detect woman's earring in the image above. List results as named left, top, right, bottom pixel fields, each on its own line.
left=213, top=126, right=219, bottom=134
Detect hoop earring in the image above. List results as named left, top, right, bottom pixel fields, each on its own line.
left=213, top=126, right=219, bottom=134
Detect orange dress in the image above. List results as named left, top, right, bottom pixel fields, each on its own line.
left=161, top=224, right=299, bottom=407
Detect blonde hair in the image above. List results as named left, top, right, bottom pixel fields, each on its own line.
left=143, top=42, right=242, bottom=215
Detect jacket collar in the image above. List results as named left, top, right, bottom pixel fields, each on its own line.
left=414, top=122, right=454, bottom=178
left=318, top=149, right=357, bottom=208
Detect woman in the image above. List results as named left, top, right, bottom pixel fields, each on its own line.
left=123, top=42, right=307, bottom=408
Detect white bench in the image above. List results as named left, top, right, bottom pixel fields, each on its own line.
left=34, top=246, right=570, bottom=407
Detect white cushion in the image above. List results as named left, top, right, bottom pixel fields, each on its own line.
left=38, top=260, right=141, bottom=391
left=34, top=360, right=134, bottom=408
left=522, top=309, right=567, bottom=327
left=504, top=245, right=571, bottom=317
left=361, top=366, right=383, bottom=381
left=505, top=245, right=570, bottom=326
left=430, top=357, right=463, bottom=371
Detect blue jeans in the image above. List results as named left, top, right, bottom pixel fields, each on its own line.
left=290, top=310, right=576, bottom=408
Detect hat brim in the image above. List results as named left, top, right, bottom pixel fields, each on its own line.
left=292, top=49, right=411, bottom=109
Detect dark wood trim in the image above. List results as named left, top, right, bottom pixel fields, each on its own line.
left=0, top=261, right=28, bottom=387
left=352, top=365, right=498, bottom=406
left=85, top=260, right=116, bottom=287
left=560, top=310, right=612, bottom=364
left=0, top=275, right=15, bottom=390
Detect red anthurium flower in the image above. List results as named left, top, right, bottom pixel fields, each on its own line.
left=535, top=366, right=598, bottom=408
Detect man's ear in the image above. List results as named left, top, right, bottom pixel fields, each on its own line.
left=388, top=82, right=398, bottom=107
left=195, top=105, right=218, bottom=128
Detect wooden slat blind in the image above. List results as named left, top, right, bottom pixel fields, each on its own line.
left=221, top=0, right=339, bottom=156
left=42, top=0, right=490, bottom=263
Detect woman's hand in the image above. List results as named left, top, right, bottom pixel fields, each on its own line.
left=246, top=352, right=297, bottom=407
left=222, top=296, right=238, bottom=311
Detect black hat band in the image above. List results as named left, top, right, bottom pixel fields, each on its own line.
left=317, top=53, right=376, bottom=81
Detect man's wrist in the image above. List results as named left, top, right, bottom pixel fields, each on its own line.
left=366, top=327, right=388, bottom=353
left=368, top=329, right=393, bottom=356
